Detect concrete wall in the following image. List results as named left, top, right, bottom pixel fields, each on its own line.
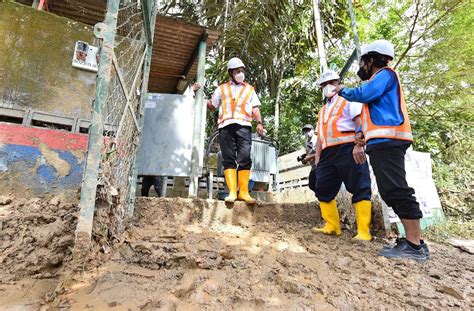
left=0, top=123, right=87, bottom=201
left=0, top=2, right=96, bottom=119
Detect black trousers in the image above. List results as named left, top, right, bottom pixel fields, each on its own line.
left=308, top=166, right=317, bottom=194
left=141, top=176, right=164, bottom=197
left=315, top=143, right=371, bottom=203
left=219, top=124, right=252, bottom=170
left=368, top=144, right=423, bottom=219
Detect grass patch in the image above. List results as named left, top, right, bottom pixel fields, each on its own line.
left=424, top=218, right=474, bottom=244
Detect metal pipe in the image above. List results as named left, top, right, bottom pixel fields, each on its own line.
left=312, top=0, right=327, bottom=73
left=128, top=3, right=157, bottom=216
left=188, top=38, right=207, bottom=197
left=74, top=0, right=120, bottom=258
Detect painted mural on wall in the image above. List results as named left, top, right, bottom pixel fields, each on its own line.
left=0, top=123, right=88, bottom=200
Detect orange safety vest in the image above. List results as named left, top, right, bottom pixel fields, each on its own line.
left=217, top=82, right=254, bottom=125
left=361, top=67, right=413, bottom=142
left=317, top=95, right=356, bottom=150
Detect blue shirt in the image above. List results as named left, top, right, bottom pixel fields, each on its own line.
left=340, top=68, right=411, bottom=151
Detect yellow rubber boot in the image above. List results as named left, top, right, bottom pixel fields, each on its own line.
left=237, top=170, right=256, bottom=204
left=312, top=200, right=341, bottom=236
left=224, top=169, right=237, bottom=203
left=353, top=200, right=372, bottom=241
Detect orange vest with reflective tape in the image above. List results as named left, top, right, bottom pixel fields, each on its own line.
left=361, top=67, right=413, bottom=142
left=218, top=82, right=254, bottom=125
left=318, top=95, right=355, bottom=150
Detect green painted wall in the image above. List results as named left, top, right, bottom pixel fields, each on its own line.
left=0, top=1, right=96, bottom=119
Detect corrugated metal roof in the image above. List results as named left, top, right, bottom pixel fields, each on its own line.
left=16, top=1, right=219, bottom=94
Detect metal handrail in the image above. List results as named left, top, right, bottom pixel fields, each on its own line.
left=204, top=130, right=280, bottom=177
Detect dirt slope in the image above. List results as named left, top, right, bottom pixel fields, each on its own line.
left=0, top=197, right=472, bottom=310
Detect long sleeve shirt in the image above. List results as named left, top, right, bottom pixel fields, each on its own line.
left=339, top=68, right=411, bottom=152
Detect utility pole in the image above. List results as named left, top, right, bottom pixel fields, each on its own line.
left=312, top=0, right=327, bottom=74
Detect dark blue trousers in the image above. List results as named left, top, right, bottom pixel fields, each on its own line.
left=315, top=143, right=371, bottom=203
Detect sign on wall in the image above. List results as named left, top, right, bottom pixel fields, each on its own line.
left=387, top=148, right=442, bottom=223
left=72, top=41, right=99, bottom=72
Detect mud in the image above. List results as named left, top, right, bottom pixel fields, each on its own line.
left=1, top=197, right=473, bottom=310
left=0, top=195, right=78, bottom=281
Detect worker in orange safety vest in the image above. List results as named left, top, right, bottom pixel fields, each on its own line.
left=207, top=57, right=265, bottom=204
left=334, top=39, right=429, bottom=261
left=312, top=69, right=372, bottom=241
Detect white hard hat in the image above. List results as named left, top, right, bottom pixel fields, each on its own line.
left=227, top=57, right=245, bottom=70
left=319, top=69, right=340, bottom=85
left=360, top=44, right=372, bottom=57
left=361, top=39, right=394, bottom=59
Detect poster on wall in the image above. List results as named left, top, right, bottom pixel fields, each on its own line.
left=387, top=148, right=442, bottom=223
left=72, top=41, right=99, bottom=72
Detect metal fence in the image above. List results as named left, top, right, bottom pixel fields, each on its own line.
left=74, top=0, right=155, bottom=258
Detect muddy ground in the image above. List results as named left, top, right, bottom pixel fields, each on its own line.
left=0, top=196, right=473, bottom=310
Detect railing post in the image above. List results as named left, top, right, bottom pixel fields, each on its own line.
left=74, top=0, right=119, bottom=258
left=189, top=38, right=207, bottom=197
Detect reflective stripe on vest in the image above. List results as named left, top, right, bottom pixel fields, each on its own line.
left=318, top=96, right=355, bottom=150
left=218, top=82, right=254, bottom=124
left=361, top=67, right=413, bottom=142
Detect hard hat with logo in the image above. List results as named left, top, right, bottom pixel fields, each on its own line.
left=319, top=69, right=340, bottom=85
left=227, top=57, right=246, bottom=70
left=361, top=39, right=394, bottom=59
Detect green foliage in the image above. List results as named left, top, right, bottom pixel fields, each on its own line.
left=161, top=0, right=473, bottom=218
left=424, top=218, right=474, bottom=243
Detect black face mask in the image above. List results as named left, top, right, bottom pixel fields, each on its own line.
left=357, top=66, right=371, bottom=81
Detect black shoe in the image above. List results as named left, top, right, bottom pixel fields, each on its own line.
left=378, top=238, right=429, bottom=262
left=383, top=238, right=430, bottom=259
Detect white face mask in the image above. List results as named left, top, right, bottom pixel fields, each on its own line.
left=304, top=131, right=313, bottom=139
left=322, top=84, right=337, bottom=98
left=234, top=72, right=245, bottom=83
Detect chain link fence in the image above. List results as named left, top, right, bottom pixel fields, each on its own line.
left=75, top=0, right=155, bottom=259
left=98, top=1, right=147, bottom=211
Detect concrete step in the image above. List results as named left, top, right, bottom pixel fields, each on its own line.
left=133, top=197, right=320, bottom=231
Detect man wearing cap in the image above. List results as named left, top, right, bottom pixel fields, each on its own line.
left=301, top=124, right=318, bottom=194
left=312, top=69, right=372, bottom=241
left=207, top=57, right=265, bottom=204
left=335, top=39, right=429, bottom=261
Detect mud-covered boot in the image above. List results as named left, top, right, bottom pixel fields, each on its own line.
left=312, top=200, right=341, bottom=236
left=353, top=200, right=372, bottom=241
left=237, top=170, right=256, bottom=204
left=224, top=169, right=237, bottom=203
